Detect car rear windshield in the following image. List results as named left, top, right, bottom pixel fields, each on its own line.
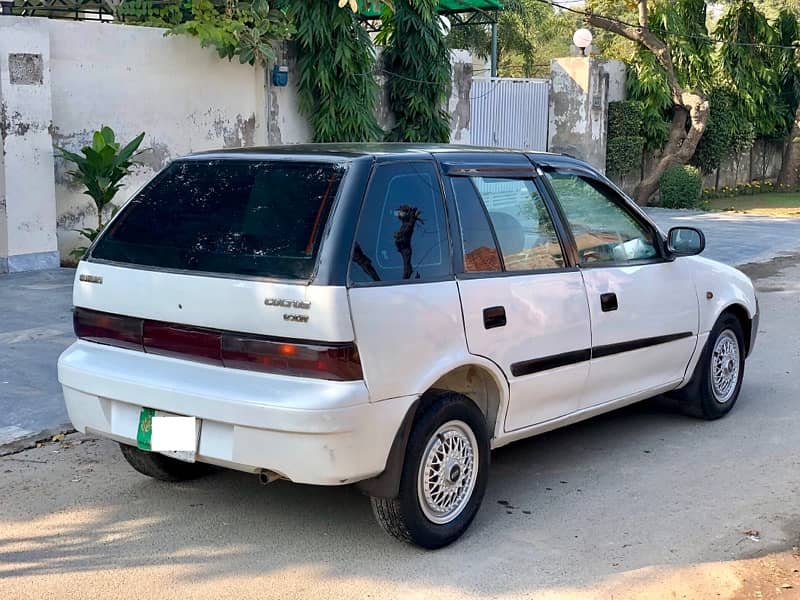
left=91, top=159, right=345, bottom=279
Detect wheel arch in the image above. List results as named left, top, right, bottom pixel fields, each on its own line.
left=356, top=361, right=508, bottom=498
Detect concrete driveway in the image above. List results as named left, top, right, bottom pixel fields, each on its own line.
left=0, top=253, right=799, bottom=599
left=1, top=208, right=800, bottom=445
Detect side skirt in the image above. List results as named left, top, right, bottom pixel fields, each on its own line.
left=491, top=379, right=683, bottom=450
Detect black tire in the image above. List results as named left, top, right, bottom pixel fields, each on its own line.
left=119, top=443, right=212, bottom=481
left=674, top=312, right=746, bottom=420
left=370, top=392, right=490, bottom=549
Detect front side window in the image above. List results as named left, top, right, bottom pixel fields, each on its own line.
left=546, top=171, right=658, bottom=265
left=349, top=162, right=450, bottom=284
left=468, top=177, right=565, bottom=271
left=91, top=159, right=344, bottom=279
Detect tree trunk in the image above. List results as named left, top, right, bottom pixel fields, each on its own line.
left=586, top=3, right=710, bottom=205
left=777, top=103, right=800, bottom=188
left=632, top=93, right=710, bottom=204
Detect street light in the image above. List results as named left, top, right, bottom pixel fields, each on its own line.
left=573, top=28, right=593, bottom=56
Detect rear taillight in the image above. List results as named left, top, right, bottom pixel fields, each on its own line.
left=73, top=308, right=362, bottom=381
left=221, top=334, right=363, bottom=381
left=143, top=321, right=222, bottom=366
left=73, top=308, right=143, bottom=351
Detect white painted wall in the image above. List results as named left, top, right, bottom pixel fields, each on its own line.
left=0, top=19, right=59, bottom=272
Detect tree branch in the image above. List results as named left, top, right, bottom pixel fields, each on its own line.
left=637, top=0, right=648, bottom=28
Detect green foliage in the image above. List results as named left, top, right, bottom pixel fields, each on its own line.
left=625, top=52, right=672, bottom=152
left=380, top=0, right=450, bottom=143
left=659, top=164, right=703, bottom=209
left=166, top=0, right=293, bottom=65
left=446, top=0, right=573, bottom=78
left=115, top=0, right=191, bottom=26
left=607, top=137, right=645, bottom=178
left=607, top=101, right=644, bottom=139
left=58, top=126, right=145, bottom=260
left=606, top=101, right=645, bottom=178
left=691, top=89, right=755, bottom=174
left=774, top=9, right=800, bottom=139
left=291, top=0, right=382, bottom=143
left=716, top=1, right=783, bottom=139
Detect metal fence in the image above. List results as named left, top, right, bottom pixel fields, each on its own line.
left=470, top=77, right=550, bottom=151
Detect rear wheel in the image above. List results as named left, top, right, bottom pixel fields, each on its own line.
left=370, top=392, right=489, bottom=549
left=676, top=313, right=746, bottom=420
left=119, top=443, right=212, bottom=481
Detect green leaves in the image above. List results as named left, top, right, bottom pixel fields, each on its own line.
left=382, top=0, right=451, bottom=143
left=57, top=125, right=145, bottom=239
left=659, top=165, right=703, bottom=209
left=167, top=0, right=293, bottom=66
left=291, top=0, right=382, bottom=142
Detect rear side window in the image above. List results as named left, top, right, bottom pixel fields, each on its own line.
left=91, top=160, right=344, bottom=279
left=349, top=162, right=450, bottom=284
left=473, top=177, right=564, bottom=271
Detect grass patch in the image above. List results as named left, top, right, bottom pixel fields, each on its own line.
left=706, top=192, right=800, bottom=217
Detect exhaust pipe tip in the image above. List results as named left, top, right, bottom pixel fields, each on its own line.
left=258, top=469, right=279, bottom=485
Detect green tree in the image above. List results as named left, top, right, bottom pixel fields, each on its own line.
left=380, top=0, right=452, bottom=142
left=291, top=0, right=383, bottom=142
left=586, top=0, right=712, bottom=203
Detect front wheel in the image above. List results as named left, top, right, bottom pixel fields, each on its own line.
left=370, top=392, right=490, bottom=549
left=675, top=313, right=746, bottom=420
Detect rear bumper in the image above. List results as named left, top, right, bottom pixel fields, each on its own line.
left=58, top=340, right=415, bottom=485
left=748, top=298, right=759, bottom=356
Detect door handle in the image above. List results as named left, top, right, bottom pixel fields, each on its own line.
left=600, top=293, right=618, bottom=312
left=483, top=306, right=507, bottom=329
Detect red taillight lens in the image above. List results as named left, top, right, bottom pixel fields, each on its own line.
left=221, top=334, right=363, bottom=381
left=143, top=321, right=222, bottom=365
left=73, top=308, right=363, bottom=381
left=73, top=307, right=143, bottom=350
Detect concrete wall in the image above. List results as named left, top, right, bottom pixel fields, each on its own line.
left=548, top=57, right=625, bottom=173
left=0, top=19, right=59, bottom=272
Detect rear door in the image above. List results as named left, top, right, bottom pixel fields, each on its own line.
left=445, top=162, right=592, bottom=432
left=541, top=167, right=699, bottom=407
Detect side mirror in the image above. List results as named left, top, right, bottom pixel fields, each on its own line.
left=666, top=226, right=705, bottom=257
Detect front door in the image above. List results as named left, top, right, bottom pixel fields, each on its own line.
left=447, top=173, right=592, bottom=432
left=543, top=170, right=699, bottom=407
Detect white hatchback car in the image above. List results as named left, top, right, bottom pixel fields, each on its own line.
left=59, top=145, right=758, bottom=548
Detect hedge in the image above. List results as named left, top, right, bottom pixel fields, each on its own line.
left=659, top=165, right=702, bottom=209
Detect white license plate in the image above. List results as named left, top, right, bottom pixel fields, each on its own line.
left=137, top=408, right=200, bottom=463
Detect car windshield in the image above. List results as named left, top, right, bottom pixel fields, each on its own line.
left=91, top=159, right=346, bottom=279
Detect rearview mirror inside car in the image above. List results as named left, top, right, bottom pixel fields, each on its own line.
left=667, top=226, right=705, bottom=257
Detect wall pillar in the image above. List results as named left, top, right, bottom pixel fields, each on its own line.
left=0, top=21, right=58, bottom=273
left=548, top=57, right=625, bottom=173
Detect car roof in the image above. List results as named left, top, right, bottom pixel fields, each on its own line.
left=183, top=143, right=563, bottom=161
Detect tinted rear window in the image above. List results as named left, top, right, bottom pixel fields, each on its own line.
left=91, top=160, right=345, bottom=279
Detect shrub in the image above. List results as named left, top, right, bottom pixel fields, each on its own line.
left=659, top=165, right=702, bottom=209
left=607, top=136, right=644, bottom=178
left=607, top=101, right=644, bottom=139
left=606, top=101, right=645, bottom=178
left=58, top=126, right=145, bottom=259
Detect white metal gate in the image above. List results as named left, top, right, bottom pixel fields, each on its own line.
left=470, top=78, right=550, bottom=151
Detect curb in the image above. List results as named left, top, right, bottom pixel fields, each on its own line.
left=0, top=424, right=76, bottom=457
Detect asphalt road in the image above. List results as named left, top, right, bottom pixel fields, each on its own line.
left=1, top=255, right=799, bottom=599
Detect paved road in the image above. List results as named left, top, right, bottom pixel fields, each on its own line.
left=645, top=208, right=800, bottom=264
left=1, top=256, right=798, bottom=599
left=0, top=269, right=74, bottom=444
left=2, top=209, right=800, bottom=445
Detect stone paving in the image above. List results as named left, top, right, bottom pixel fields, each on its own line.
left=1, top=209, right=800, bottom=444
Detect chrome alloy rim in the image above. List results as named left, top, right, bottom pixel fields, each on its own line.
left=417, top=420, right=479, bottom=525
left=711, top=329, right=740, bottom=404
